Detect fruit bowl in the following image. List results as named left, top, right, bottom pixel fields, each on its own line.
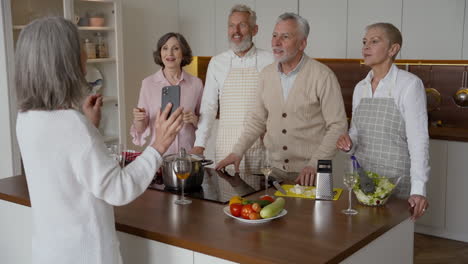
left=353, top=172, right=401, bottom=206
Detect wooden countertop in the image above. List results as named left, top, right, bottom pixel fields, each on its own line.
left=0, top=175, right=411, bottom=264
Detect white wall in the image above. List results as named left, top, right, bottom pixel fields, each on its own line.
left=0, top=1, right=21, bottom=179
left=121, top=0, right=179, bottom=151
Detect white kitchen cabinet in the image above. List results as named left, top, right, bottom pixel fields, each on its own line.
left=401, top=0, right=465, bottom=60
left=254, top=0, right=297, bottom=51
left=300, top=0, right=347, bottom=58
left=416, top=140, right=447, bottom=229
left=0, top=200, right=32, bottom=264
left=463, top=0, right=468, bottom=59
left=347, top=0, right=403, bottom=59
left=214, top=0, right=255, bottom=55
left=4, top=0, right=126, bottom=146
left=445, top=141, right=468, bottom=242
left=178, top=0, right=216, bottom=56
left=194, top=252, right=238, bottom=264
left=415, top=140, right=468, bottom=243
left=118, top=232, right=194, bottom=264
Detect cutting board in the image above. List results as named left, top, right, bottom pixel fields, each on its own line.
left=274, top=185, right=343, bottom=200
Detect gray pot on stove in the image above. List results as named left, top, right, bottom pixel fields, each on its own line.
left=161, top=153, right=213, bottom=191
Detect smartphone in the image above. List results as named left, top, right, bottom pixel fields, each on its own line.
left=161, top=85, right=180, bottom=117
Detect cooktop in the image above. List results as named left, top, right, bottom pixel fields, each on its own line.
left=148, top=167, right=274, bottom=204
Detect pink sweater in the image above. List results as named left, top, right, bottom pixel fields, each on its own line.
left=130, top=70, right=203, bottom=155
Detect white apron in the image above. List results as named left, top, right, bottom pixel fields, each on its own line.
left=353, top=72, right=411, bottom=198
left=215, top=55, right=265, bottom=177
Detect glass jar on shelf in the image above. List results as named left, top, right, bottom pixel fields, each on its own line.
left=84, top=38, right=96, bottom=59
left=95, top=32, right=108, bottom=58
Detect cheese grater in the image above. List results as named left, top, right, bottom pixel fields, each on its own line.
left=315, top=160, right=334, bottom=200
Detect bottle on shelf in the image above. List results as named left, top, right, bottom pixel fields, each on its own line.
left=84, top=38, right=96, bottom=59
left=95, top=32, right=108, bottom=58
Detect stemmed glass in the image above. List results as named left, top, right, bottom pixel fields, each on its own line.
left=173, top=148, right=192, bottom=205
left=260, top=151, right=272, bottom=197
left=342, top=172, right=358, bottom=215
left=109, top=143, right=126, bottom=168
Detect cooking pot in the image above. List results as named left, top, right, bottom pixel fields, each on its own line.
left=162, top=153, right=213, bottom=191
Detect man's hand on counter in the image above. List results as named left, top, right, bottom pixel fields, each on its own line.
left=295, top=166, right=316, bottom=186
left=151, top=103, right=184, bottom=155
left=408, top=194, right=429, bottom=221
left=215, top=153, right=242, bottom=173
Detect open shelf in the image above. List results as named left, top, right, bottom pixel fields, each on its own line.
left=87, top=58, right=115, bottom=64
left=12, top=25, right=25, bottom=30
left=78, top=26, right=114, bottom=31
left=79, top=0, right=114, bottom=3
left=102, top=96, right=117, bottom=103
left=103, top=135, right=119, bottom=143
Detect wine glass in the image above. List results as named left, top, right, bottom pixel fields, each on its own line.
left=342, top=172, right=358, bottom=215
left=173, top=148, right=192, bottom=205
left=109, top=143, right=125, bottom=167
left=260, top=151, right=272, bottom=197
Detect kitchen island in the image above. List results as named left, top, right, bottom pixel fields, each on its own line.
left=0, top=175, right=413, bottom=264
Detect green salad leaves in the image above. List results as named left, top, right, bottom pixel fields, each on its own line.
left=353, top=171, right=397, bottom=206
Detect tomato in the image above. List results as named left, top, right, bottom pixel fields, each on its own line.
left=251, top=203, right=262, bottom=213
left=249, top=212, right=261, bottom=220
left=260, top=195, right=275, bottom=203
left=241, top=204, right=254, bottom=219
left=230, top=203, right=243, bottom=217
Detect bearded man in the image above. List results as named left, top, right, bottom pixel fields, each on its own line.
left=192, top=4, right=274, bottom=176
left=216, top=13, right=347, bottom=186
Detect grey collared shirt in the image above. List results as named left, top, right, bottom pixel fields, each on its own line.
left=277, top=55, right=305, bottom=100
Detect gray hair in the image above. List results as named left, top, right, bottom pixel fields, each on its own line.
left=15, top=16, right=87, bottom=112
left=277, top=12, right=310, bottom=40
left=366, top=22, right=402, bottom=60
left=229, top=4, right=257, bottom=29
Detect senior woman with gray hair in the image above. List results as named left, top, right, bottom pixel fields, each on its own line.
left=336, top=23, right=429, bottom=220
left=15, top=17, right=183, bottom=264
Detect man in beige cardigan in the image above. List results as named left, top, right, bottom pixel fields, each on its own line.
left=216, top=13, right=347, bottom=186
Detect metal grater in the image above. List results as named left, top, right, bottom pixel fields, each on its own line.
left=315, top=160, right=334, bottom=200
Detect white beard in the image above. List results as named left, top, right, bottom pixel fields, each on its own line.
left=229, top=35, right=253, bottom=53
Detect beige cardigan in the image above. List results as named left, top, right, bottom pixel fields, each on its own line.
left=232, top=55, right=347, bottom=172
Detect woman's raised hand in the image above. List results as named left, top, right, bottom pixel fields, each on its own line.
left=183, top=110, right=199, bottom=126
left=132, top=107, right=148, bottom=133
left=336, top=134, right=353, bottom=152
left=151, top=103, right=184, bottom=155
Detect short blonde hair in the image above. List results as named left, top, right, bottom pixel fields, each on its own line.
left=366, top=22, right=402, bottom=60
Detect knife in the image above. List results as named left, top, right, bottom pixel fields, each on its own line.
left=351, top=156, right=375, bottom=194
left=270, top=177, right=287, bottom=195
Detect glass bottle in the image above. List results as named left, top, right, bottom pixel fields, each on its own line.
left=95, top=33, right=108, bottom=58
left=84, top=38, right=96, bottom=59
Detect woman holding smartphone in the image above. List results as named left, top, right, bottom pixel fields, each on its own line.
left=15, top=17, right=184, bottom=263
left=131, top=32, right=204, bottom=154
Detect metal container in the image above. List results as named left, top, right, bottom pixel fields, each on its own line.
left=315, top=160, right=334, bottom=200
left=161, top=153, right=213, bottom=191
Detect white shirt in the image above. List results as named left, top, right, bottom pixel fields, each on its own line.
left=16, top=110, right=162, bottom=264
left=194, top=46, right=274, bottom=148
left=349, top=64, right=429, bottom=196
left=277, top=55, right=305, bottom=100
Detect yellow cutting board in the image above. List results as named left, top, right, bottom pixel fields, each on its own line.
left=274, top=185, right=343, bottom=200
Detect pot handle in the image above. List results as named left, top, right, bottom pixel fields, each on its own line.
left=201, top=159, right=214, bottom=166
